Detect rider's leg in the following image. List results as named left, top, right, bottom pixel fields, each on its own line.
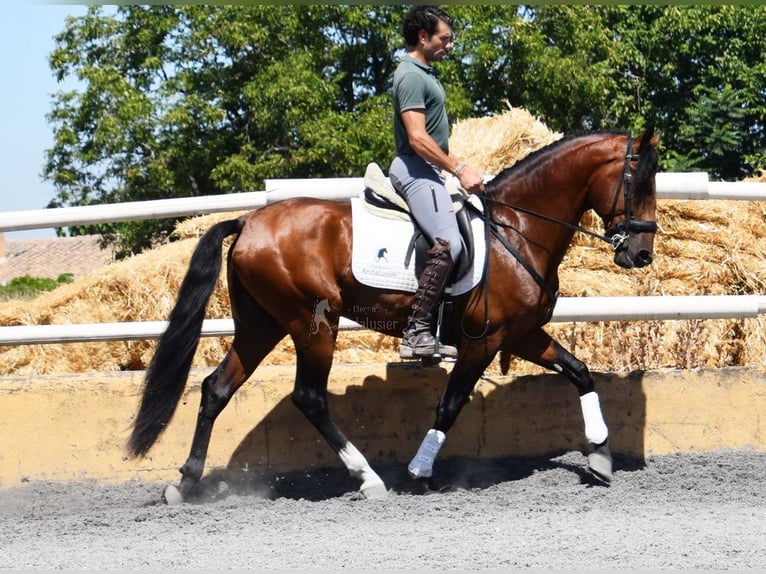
left=389, top=156, right=462, bottom=358
left=401, top=237, right=455, bottom=357
left=389, top=155, right=463, bottom=261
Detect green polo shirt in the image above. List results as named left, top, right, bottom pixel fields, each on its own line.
left=392, top=55, right=450, bottom=157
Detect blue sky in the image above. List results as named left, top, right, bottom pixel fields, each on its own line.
left=1, top=3, right=87, bottom=239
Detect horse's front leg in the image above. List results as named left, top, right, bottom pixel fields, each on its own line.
left=408, top=345, right=496, bottom=483
left=512, top=328, right=613, bottom=482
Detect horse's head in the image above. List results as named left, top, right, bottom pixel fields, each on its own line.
left=593, top=127, right=660, bottom=269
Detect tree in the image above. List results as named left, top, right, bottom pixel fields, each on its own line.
left=45, top=5, right=766, bottom=256
left=447, top=5, right=766, bottom=180
left=609, top=5, right=766, bottom=179
left=45, top=5, right=402, bottom=257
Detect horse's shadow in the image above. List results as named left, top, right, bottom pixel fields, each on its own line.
left=190, top=365, right=648, bottom=503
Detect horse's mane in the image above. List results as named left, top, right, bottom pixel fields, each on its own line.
left=485, top=130, right=656, bottom=202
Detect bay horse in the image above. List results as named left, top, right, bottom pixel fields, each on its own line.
left=128, top=128, right=660, bottom=503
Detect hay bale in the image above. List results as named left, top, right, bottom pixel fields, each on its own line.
left=449, top=102, right=562, bottom=174
left=1, top=107, right=764, bottom=375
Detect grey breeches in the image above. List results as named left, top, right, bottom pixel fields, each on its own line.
left=388, top=154, right=462, bottom=263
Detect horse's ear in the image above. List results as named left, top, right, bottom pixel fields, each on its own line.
left=638, top=124, right=660, bottom=149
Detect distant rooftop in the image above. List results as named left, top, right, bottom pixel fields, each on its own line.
left=0, top=233, right=115, bottom=285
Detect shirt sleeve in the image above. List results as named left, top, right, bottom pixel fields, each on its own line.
left=395, top=71, right=426, bottom=113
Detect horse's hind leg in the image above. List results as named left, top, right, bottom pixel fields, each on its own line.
left=291, top=328, right=387, bottom=499
left=512, top=328, right=613, bottom=482
left=167, top=299, right=286, bottom=503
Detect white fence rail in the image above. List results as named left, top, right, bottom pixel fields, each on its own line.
left=1, top=172, right=765, bottom=233
left=2, top=295, right=765, bottom=346
left=1, top=172, right=764, bottom=346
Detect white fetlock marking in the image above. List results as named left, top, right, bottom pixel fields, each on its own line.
left=339, top=442, right=386, bottom=498
left=580, top=392, right=608, bottom=445
left=408, top=429, right=446, bottom=478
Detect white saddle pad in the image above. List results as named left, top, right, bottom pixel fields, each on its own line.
left=350, top=194, right=486, bottom=296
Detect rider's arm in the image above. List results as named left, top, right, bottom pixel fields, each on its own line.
left=401, top=109, right=485, bottom=193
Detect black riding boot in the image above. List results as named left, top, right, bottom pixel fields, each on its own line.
left=400, top=237, right=458, bottom=359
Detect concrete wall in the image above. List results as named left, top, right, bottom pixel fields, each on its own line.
left=0, top=364, right=764, bottom=487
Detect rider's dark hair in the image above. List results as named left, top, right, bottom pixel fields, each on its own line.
left=402, top=5, right=453, bottom=48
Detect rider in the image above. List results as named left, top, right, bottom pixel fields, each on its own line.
left=389, top=5, right=485, bottom=359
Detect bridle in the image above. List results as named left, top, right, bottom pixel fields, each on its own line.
left=601, top=136, right=658, bottom=251
left=481, top=134, right=657, bottom=253
left=461, top=134, right=658, bottom=339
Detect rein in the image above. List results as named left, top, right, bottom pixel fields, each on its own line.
left=482, top=196, right=614, bottom=246
left=483, top=135, right=656, bottom=251
left=460, top=197, right=559, bottom=340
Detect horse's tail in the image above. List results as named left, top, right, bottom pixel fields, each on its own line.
left=128, top=217, right=243, bottom=458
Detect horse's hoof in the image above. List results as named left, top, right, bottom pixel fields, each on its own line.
left=587, top=444, right=613, bottom=484
left=162, top=484, right=184, bottom=505
left=361, top=481, right=388, bottom=500
left=417, top=477, right=450, bottom=494
left=213, top=481, right=230, bottom=499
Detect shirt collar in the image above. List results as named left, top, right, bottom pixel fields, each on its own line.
left=403, top=54, right=436, bottom=75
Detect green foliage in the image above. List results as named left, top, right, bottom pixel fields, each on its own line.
left=613, top=5, right=766, bottom=180
left=0, top=274, right=74, bottom=302
left=45, top=5, right=766, bottom=255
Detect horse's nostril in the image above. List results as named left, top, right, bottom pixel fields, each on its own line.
left=637, top=249, right=653, bottom=266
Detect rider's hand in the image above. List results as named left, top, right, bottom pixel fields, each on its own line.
left=457, top=164, right=485, bottom=194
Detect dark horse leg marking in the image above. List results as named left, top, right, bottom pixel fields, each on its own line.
left=512, top=327, right=613, bottom=482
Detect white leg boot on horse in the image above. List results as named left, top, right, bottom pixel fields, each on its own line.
left=400, top=238, right=458, bottom=360
left=580, top=391, right=613, bottom=483
left=408, top=428, right=446, bottom=478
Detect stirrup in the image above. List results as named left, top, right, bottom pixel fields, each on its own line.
left=400, top=332, right=457, bottom=360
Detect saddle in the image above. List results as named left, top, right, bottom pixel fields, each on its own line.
left=361, top=163, right=476, bottom=282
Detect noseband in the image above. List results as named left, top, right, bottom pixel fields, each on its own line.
left=603, top=136, right=658, bottom=251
